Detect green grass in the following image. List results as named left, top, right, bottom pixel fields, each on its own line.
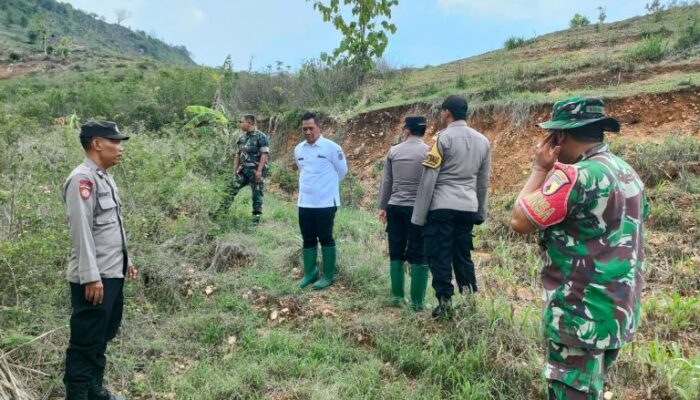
left=2, top=125, right=699, bottom=399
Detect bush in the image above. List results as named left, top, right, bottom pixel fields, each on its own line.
left=8, top=52, right=21, bottom=62
left=455, top=75, right=468, bottom=89
left=674, top=18, right=700, bottom=51
left=504, top=36, right=526, bottom=50
left=627, top=35, right=666, bottom=62
left=569, top=13, right=590, bottom=28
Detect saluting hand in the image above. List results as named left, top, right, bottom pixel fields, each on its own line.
left=533, top=136, right=561, bottom=173
left=378, top=210, right=387, bottom=224
left=127, top=264, right=139, bottom=281
left=84, top=281, right=104, bottom=305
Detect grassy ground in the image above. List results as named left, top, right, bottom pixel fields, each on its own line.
left=1, top=125, right=698, bottom=399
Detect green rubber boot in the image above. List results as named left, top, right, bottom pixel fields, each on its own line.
left=410, top=264, right=430, bottom=311
left=312, top=246, right=336, bottom=290
left=389, top=260, right=405, bottom=306
left=298, top=247, right=319, bottom=288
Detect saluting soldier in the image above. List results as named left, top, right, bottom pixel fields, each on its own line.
left=377, top=116, right=431, bottom=310
left=295, top=112, right=348, bottom=290
left=63, top=121, right=138, bottom=400
left=218, top=114, right=270, bottom=224
left=412, top=95, right=491, bottom=319
left=511, top=98, right=647, bottom=400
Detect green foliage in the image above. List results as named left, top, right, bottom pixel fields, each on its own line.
left=569, top=13, right=590, bottom=28
left=627, top=34, right=667, bottom=62
left=675, top=17, right=700, bottom=51
left=310, top=0, right=399, bottom=77
left=0, top=0, right=194, bottom=65
left=184, top=105, right=229, bottom=130
left=504, top=36, right=526, bottom=50
left=340, top=173, right=365, bottom=208
left=269, top=163, right=298, bottom=195
left=611, top=136, right=700, bottom=188
left=646, top=0, right=663, bottom=14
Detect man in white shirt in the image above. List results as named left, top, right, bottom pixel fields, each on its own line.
left=294, top=112, right=348, bottom=290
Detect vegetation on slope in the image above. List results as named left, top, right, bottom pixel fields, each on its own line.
left=0, top=0, right=194, bottom=66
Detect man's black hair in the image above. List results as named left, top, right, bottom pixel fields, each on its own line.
left=80, top=136, right=94, bottom=151
left=243, top=114, right=256, bottom=125
left=301, top=112, right=320, bottom=126
left=408, top=126, right=426, bottom=137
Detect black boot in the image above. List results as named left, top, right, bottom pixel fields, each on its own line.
left=89, top=369, right=126, bottom=400
left=431, top=297, right=453, bottom=320
left=65, top=381, right=89, bottom=400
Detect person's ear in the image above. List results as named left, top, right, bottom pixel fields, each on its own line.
left=556, top=131, right=567, bottom=145
left=92, top=138, right=103, bottom=152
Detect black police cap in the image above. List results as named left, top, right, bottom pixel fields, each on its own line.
left=79, top=121, right=129, bottom=140
left=403, top=115, right=427, bottom=130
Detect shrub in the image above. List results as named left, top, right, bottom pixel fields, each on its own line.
left=504, top=36, right=526, bottom=50
left=674, top=18, right=700, bottom=51
left=627, top=35, right=666, bottom=62
left=455, top=75, right=468, bottom=89
left=569, top=13, right=590, bottom=28
left=8, top=52, right=21, bottom=62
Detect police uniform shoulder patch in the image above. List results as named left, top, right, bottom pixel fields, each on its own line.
left=78, top=179, right=93, bottom=200
left=519, top=163, right=578, bottom=228
left=422, top=138, right=442, bottom=169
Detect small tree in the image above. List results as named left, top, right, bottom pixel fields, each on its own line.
left=597, top=6, right=607, bottom=24
left=115, top=8, right=132, bottom=25
left=570, top=13, right=590, bottom=28
left=645, top=0, right=663, bottom=14
left=57, top=36, right=72, bottom=61
left=28, top=13, right=52, bottom=54
left=309, top=0, right=399, bottom=81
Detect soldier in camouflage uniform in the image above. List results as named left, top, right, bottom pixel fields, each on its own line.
left=511, top=98, right=648, bottom=400
left=218, top=114, right=270, bottom=224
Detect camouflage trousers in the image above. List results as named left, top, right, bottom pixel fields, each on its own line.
left=220, top=168, right=265, bottom=215
left=545, top=341, right=620, bottom=400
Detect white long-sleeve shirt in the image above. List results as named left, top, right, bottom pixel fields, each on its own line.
left=294, top=135, right=348, bottom=208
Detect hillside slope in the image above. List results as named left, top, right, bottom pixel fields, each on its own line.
left=0, top=0, right=194, bottom=66
left=349, top=4, right=700, bottom=115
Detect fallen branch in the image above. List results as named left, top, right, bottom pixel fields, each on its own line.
left=0, top=325, right=67, bottom=360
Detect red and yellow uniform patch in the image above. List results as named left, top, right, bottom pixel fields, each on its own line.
left=520, top=163, right=578, bottom=228
left=78, top=179, right=93, bottom=200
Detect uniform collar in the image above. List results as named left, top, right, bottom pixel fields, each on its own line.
left=405, top=136, right=424, bottom=143
left=304, top=134, right=324, bottom=147
left=578, top=142, right=609, bottom=162
left=447, top=120, right=468, bottom=129
left=83, top=157, right=107, bottom=178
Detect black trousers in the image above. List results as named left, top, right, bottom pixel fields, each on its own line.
left=64, top=278, right=124, bottom=383
left=299, top=207, right=337, bottom=249
left=423, top=209, right=477, bottom=300
left=386, top=205, right=426, bottom=265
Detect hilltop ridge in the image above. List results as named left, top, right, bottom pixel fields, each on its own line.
left=0, top=0, right=195, bottom=66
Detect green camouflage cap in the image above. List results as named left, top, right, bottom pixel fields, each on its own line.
left=538, top=97, right=620, bottom=132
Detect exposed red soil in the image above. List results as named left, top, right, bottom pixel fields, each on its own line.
left=275, top=88, right=700, bottom=207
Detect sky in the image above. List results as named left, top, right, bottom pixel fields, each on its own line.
left=60, top=0, right=653, bottom=70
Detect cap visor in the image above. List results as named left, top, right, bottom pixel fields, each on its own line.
left=111, top=133, right=130, bottom=140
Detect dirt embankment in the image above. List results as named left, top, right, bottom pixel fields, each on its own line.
left=272, top=88, right=700, bottom=207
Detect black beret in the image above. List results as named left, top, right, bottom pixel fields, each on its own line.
left=441, top=95, right=469, bottom=119
left=79, top=121, right=129, bottom=140
left=404, top=115, right=427, bottom=130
